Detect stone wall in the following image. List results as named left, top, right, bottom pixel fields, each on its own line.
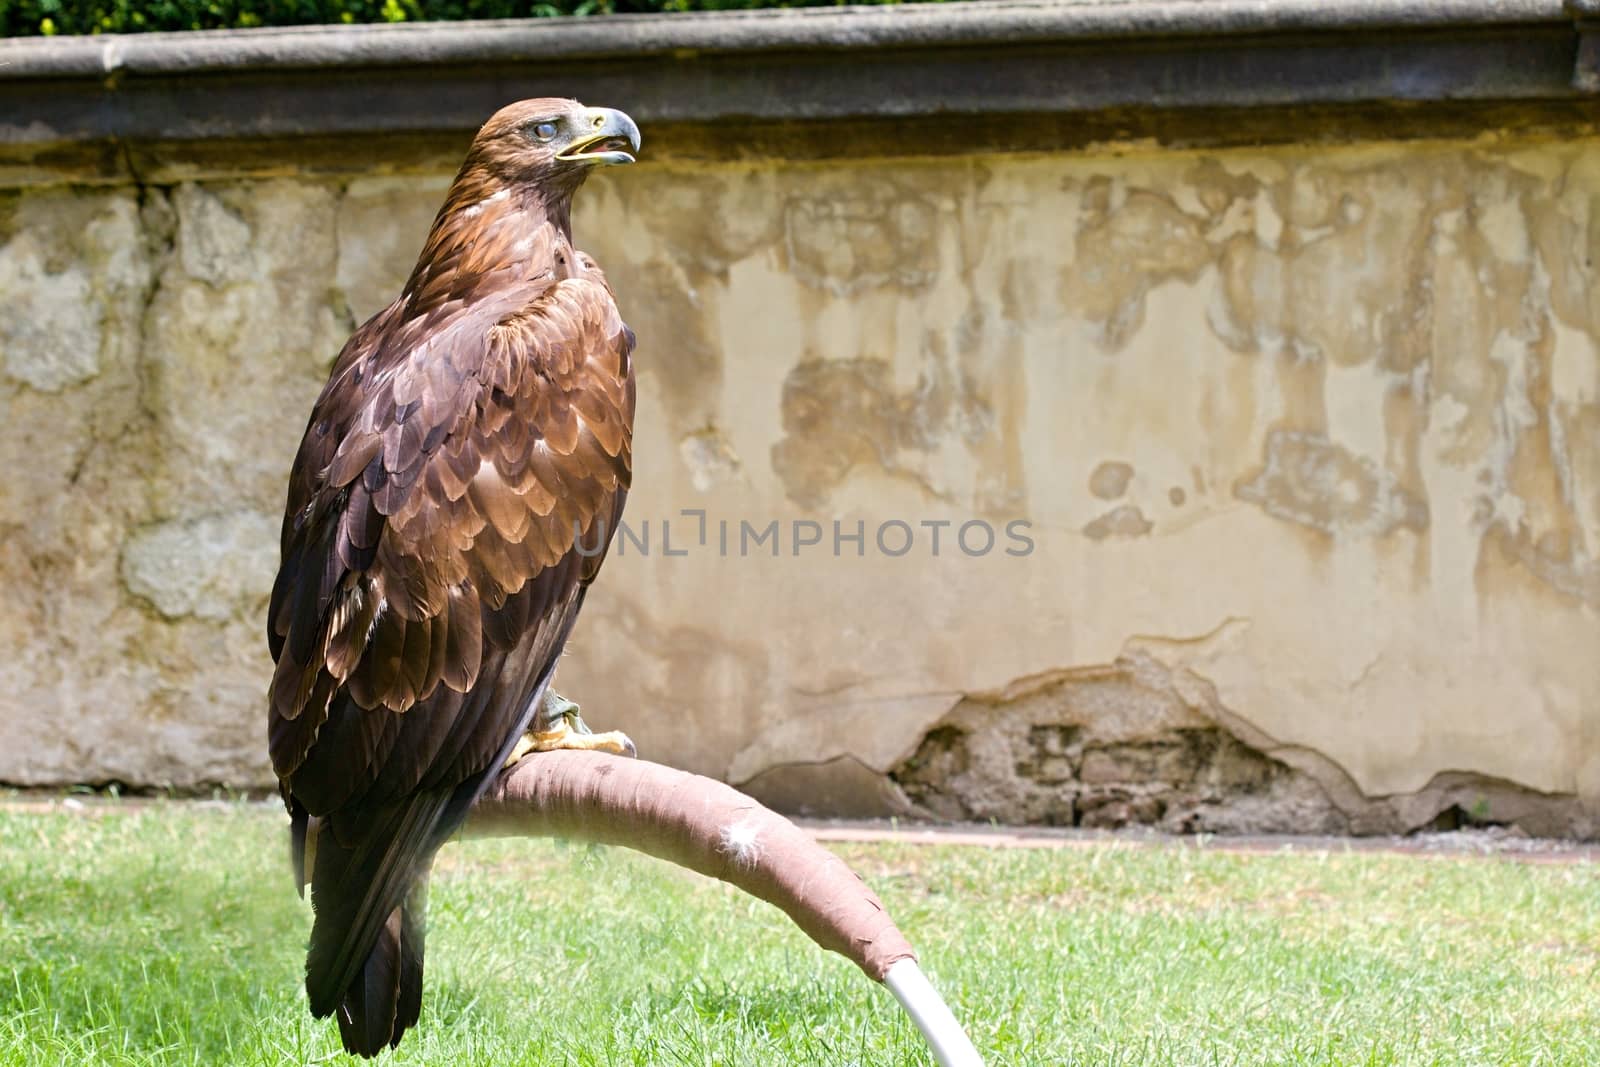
left=3, top=136, right=1598, bottom=835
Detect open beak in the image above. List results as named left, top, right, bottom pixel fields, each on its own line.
left=557, top=107, right=642, bottom=166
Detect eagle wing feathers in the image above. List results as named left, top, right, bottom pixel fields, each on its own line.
left=265, top=268, right=633, bottom=1029
left=269, top=273, right=632, bottom=781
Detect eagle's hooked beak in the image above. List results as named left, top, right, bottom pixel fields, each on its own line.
left=556, top=107, right=642, bottom=166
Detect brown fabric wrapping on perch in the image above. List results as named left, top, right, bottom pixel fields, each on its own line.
left=468, top=751, right=918, bottom=981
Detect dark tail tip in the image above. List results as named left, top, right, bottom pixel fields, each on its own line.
left=319, top=906, right=424, bottom=1057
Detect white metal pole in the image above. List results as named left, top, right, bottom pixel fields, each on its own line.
left=883, top=958, right=985, bottom=1067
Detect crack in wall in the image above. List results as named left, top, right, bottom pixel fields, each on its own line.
left=742, top=642, right=1600, bottom=840
left=883, top=649, right=1351, bottom=834
left=881, top=652, right=1600, bottom=838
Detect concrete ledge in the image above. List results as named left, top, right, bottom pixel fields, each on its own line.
left=0, top=0, right=1595, bottom=181
left=0, top=0, right=1573, bottom=76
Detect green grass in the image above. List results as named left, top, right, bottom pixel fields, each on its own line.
left=0, top=803, right=1597, bottom=1065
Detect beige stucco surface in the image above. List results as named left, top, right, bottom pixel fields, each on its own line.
left=2, top=137, right=1596, bottom=831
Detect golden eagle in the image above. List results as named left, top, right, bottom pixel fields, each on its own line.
left=266, top=98, right=641, bottom=1057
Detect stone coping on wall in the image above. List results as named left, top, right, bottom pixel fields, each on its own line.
left=1, top=0, right=1597, bottom=181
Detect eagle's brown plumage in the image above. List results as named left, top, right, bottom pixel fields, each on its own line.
left=266, top=98, right=640, bottom=1056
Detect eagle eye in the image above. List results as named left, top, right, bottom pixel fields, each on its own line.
left=531, top=121, right=559, bottom=142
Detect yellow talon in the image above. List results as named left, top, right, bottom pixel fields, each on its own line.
left=530, top=723, right=637, bottom=757
left=505, top=733, right=537, bottom=767
left=504, top=690, right=637, bottom=768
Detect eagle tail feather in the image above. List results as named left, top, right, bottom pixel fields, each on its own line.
left=335, top=905, right=403, bottom=1058
left=394, top=881, right=427, bottom=1042
left=305, top=791, right=447, bottom=1034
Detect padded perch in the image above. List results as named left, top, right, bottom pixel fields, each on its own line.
left=468, top=751, right=983, bottom=1066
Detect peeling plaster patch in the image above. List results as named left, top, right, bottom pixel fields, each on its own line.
left=679, top=427, right=743, bottom=492
left=1236, top=429, right=1428, bottom=538
left=784, top=185, right=937, bottom=296
left=1204, top=167, right=1432, bottom=372
left=1088, top=460, right=1134, bottom=500
left=582, top=165, right=782, bottom=281
left=1064, top=188, right=1212, bottom=351
left=771, top=357, right=986, bottom=508
left=1082, top=504, right=1154, bottom=540
left=0, top=235, right=102, bottom=392
left=1485, top=523, right=1600, bottom=609
left=120, top=512, right=279, bottom=621
left=1254, top=189, right=1285, bottom=250
left=1476, top=196, right=1532, bottom=266
left=605, top=258, right=724, bottom=431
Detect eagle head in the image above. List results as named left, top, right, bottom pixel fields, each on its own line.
left=468, top=98, right=641, bottom=191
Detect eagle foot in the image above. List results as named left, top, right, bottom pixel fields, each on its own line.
left=505, top=690, right=637, bottom=767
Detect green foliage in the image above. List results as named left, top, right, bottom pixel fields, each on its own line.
left=4, top=802, right=1600, bottom=1065
left=0, top=0, right=944, bottom=38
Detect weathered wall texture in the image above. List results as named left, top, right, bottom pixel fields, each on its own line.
left=2, top=136, right=1598, bottom=835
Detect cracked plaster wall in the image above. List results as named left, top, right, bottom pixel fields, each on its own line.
left=1, top=138, right=1597, bottom=834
